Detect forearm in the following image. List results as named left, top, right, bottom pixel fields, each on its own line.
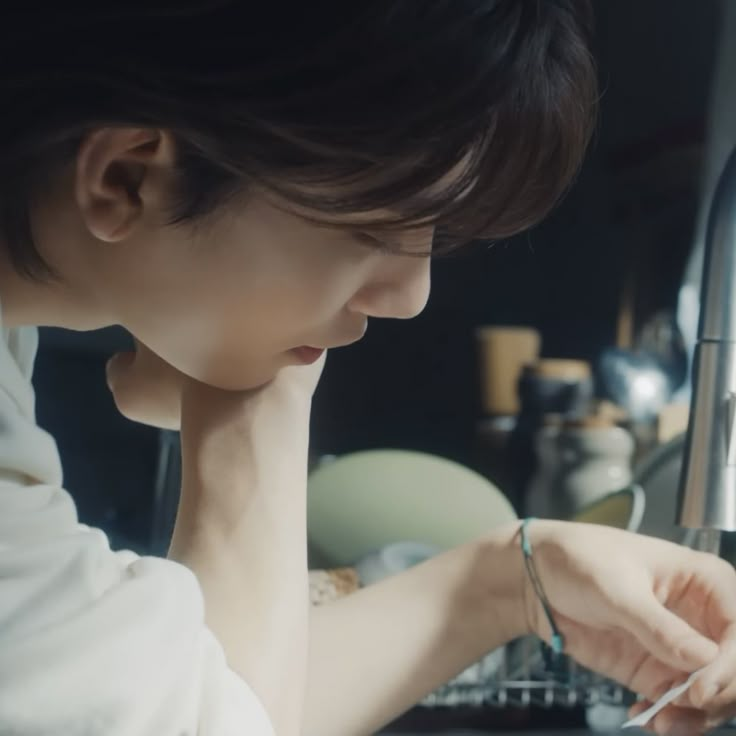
left=303, top=521, right=529, bottom=736
left=169, top=394, right=312, bottom=736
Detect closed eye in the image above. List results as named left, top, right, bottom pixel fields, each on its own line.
left=351, top=230, right=434, bottom=257
left=351, top=231, right=401, bottom=253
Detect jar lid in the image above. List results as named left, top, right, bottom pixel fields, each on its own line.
left=563, top=415, right=616, bottom=429
left=524, top=359, right=592, bottom=382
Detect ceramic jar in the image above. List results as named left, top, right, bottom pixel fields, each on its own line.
left=526, top=417, right=635, bottom=520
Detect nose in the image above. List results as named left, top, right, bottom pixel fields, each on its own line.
left=347, top=254, right=431, bottom=320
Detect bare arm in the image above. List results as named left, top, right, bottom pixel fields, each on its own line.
left=168, top=377, right=315, bottom=736
left=303, top=522, right=530, bottom=736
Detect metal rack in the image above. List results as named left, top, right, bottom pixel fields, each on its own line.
left=421, top=636, right=631, bottom=710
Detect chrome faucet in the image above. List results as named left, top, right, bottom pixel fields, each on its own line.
left=677, top=147, right=736, bottom=555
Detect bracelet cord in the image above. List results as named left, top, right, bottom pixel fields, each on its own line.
left=521, top=517, right=565, bottom=655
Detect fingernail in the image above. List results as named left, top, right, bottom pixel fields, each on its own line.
left=700, top=682, right=720, bottom=703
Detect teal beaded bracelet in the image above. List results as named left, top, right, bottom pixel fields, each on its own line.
left=521, top=517, right=565, bottom=655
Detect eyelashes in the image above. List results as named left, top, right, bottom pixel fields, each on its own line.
left=351, top=230, right=434, bottom=257
left=351, top=230, right=399, bottom=253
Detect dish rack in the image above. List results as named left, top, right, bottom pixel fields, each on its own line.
left=421, top=635, right=632, bottom=711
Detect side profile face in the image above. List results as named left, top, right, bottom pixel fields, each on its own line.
left=0, top=2, right=597, bottom=397
left=22, top=128, right=433, bottom=391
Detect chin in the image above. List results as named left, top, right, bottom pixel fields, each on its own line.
left=192, top=361, right=280, bottom=392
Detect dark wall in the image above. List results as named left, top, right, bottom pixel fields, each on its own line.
left=34, top=331, right=158, bottom=553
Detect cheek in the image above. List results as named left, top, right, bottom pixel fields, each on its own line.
left=130, top=286, right=303, bottom=390
left=161, top=281, right=347, bottom=389
left=117, top=222, right=363, bottom=387
left=150, top=331, right=290, bottom=391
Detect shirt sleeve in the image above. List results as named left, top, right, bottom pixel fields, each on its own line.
left=0, top=483, right=276, bottom=736
left=0, top=328, right=275, bottom=736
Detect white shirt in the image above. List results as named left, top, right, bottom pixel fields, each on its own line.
left=0, top=320, right=275, bottom=736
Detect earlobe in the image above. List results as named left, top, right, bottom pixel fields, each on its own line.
left=74, top=128, right=171, bottom=243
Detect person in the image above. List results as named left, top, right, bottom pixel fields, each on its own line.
left=0, top=2, right=734, bottom=735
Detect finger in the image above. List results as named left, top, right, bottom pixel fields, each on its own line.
left=687, top=631, right=736, bottom=711
left=628, top=699, right=652, bottom=719
left=105, top=349, right=136, bottom=392
left=274, top=348, right=327, bottom=396
left=701, top=702, right=736, bottom=732
left=686, top=552, right=736, bottom=639
left=621, top=592, right=719, bottom=672
left=106, top=341, right=183, bottom=429
left=627, top=700, right=676, bottom=734
left=650, top=704, right=708, bottom=736
left=626, top=653, right=687, bottom=706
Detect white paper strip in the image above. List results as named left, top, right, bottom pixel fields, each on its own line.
left=623, top=668, right=705, bottom=729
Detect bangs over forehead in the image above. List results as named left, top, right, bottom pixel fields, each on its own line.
left=206, top=0, right=598, bottom=247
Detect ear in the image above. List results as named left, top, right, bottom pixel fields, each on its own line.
left=75, top=128, right=177, bottom=243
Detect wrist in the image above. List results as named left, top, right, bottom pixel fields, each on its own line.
left=471, top=521, right=536, bottom=643
left=183, top=381, right=310, bottom=457
left=517, top=518, right=571, bottom=643
left=180, top=390, right=312, bottom=520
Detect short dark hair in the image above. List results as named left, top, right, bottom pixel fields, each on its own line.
left=0, top=1, right=596, bottom=279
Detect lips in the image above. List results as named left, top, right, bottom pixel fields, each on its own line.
left=290, top=321, right=368, bottom=364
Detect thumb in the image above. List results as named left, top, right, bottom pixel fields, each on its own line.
left=622, top=593, right=719, bottom=671
left=106, top=340, right=184, bottom=429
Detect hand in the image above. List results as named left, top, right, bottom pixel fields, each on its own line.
left=524, top=520, right=736, bottom=735
left=179, top=349, right=325, bottom=462
left=105, top=339, right=185, bottom=429
left=105, top=339, right=325, bottom=430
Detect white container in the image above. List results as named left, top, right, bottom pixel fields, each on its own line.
left=527, top=418, right=635, bottom=520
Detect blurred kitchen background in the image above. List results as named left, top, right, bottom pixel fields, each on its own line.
left=31, top=0, right=736, bottom=733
